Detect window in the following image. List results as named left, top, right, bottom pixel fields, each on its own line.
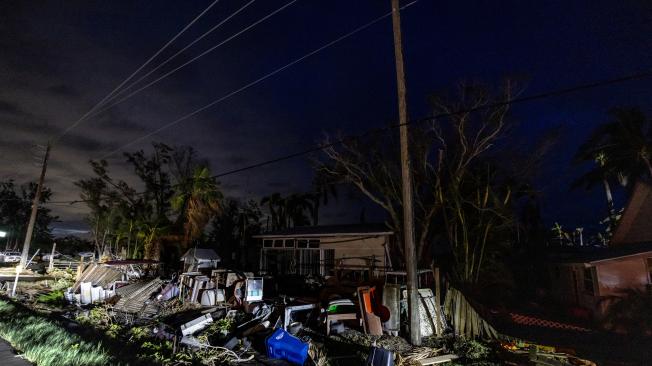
left=308, top=240, right=320, bottom=249
left=263, top=240, right=273, bottom=248
left=297, top=240, right=308, bottom=249
left=263, top=250, right=295, bottom=275
left=583, top=267, right=595, bottom=295
left=322, top=249, right=335, bottom=276
left=284, top=239, right=295, bottom=248
left=298, top=250, right=321, bottom=275
left=273, top=240, right=284, bottom=248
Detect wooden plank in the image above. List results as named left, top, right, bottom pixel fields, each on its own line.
left=418, top=354, right=460, bottom=365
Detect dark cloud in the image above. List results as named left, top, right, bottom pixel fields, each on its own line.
left=266, top=181, right=290, bottom=189
left=225, top=154, right=250, bottom=165
left=0, top=100, right=26, bottom=116
left=221, top=182, right=242, bottom=191
left=94, top=115, right=149, bottom=134
left=46, top=84, right=78, bottom=97
left=2, top=0, right=652, bottom=234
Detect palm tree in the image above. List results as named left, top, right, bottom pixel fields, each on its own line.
left=261, top=193, right=284, bottom=230
left=309, top=170, right=338, bottom=225
left=285, top=193, right=312, bottom=227
left=172, top=167, right=222, bottom=249
left=574, top=108, right=652, bottom=221
left=572, top=151, right=619, bottom=215
left=577, top=107, right=652, bottom=185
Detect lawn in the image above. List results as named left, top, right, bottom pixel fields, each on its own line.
left=0, top=299, right=112, bottom=366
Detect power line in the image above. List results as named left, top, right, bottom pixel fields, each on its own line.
left=24, top=66, right=652, bottom=207
left=210, top=68, right=652, bottom=179
left=97, top=0, right=420, bottom=160
left=87, top=0, right=300, bottom=121
left=54, top=0, right=221, bottom=142
left=96, top=0, right=257, bottom=111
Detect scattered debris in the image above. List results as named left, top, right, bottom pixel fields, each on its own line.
left=367, top=346, right=395, bottom=366
left=113, top=278, right=165, bottom=320
left=266, top=328, right=309, bottom=365
left=181, top=314, right=213, bottom=336
left=181, top=248, right=221, bottom=272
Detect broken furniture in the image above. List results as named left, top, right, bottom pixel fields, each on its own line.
left=200, top=289, right=225, bottom=306
left=179, top=272, right=218, bottom=305
left=266, top=328, right=309, bottom=365
left=382, top=284, right=400, bottom=336
left=326, top=313, right=357, bottom=335
left=181, top=313, right=213, bottom=336
left=283, top=303, right=318, bottom=331
left=358, top=286, right=383, bottom=335
left=325, top=299, right=357, bottom=336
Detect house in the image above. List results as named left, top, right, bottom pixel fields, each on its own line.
left=181, top=248, right=221, bottom=272
left=549, top=180, right=652, bottom=317
left=253, top=224, right=394, bottom=279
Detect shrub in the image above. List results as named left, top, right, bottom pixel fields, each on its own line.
left=37, top=290, right=65, bottom=305
left=75, top=306, right=112, bottom=327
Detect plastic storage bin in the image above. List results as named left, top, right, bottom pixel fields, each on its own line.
left=266, top=328, right=308, bottom=365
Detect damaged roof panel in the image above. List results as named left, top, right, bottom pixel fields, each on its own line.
left=72, top=263, right=123, bottom=291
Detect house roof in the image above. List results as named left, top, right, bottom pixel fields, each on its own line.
left=252, top=223, right=393, bottom=239
left=181, top=248, right=221, bottom=261
left=611, top=180, right=652, bottom=245
left=549, top=241, right=652, bottom=264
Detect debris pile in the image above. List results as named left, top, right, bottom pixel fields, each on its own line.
left=29, top=254, right=596, bottom=366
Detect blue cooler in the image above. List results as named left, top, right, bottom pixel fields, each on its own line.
left=266, top=328, right=309, bottom=365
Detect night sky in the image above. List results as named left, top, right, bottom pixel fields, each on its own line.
left=2, top=0, right=652, bottom=236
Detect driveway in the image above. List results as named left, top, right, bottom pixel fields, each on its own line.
left=0, top=339, right=31, bottom=365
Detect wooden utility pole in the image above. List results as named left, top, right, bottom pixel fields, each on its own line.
left=19, top=143, right=51, bottom=268
left=391, top=0, right=420, bottom=345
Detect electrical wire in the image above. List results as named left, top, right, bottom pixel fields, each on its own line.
left=87, top=0, right=300, bottom=120
left=13, top=67, right=652, bottom=206
left=209, top=68, right=652, bottom=179
left=96, top=0, right=420, bottom=160
left=91, top=0, right=257, bottom=114
left=54, top=0, right=221, bottom=142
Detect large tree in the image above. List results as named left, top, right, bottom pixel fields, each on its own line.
left=318, top=82, right=517, bottom=275
left=76, top=143, right=219, bottom=260
left=576, top=107, right=652, bottom=187
left=0, top=180, right=57, bottom=251
left=171, top=166, right=223, bottom=250
left=573, top=107, right=652, bottom=236
left=209, top=199, right=262, bottom=266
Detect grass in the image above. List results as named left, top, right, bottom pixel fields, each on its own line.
left=0, top=299, right=112, bottom=366
left=36, top=290, right=65, bottom=305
